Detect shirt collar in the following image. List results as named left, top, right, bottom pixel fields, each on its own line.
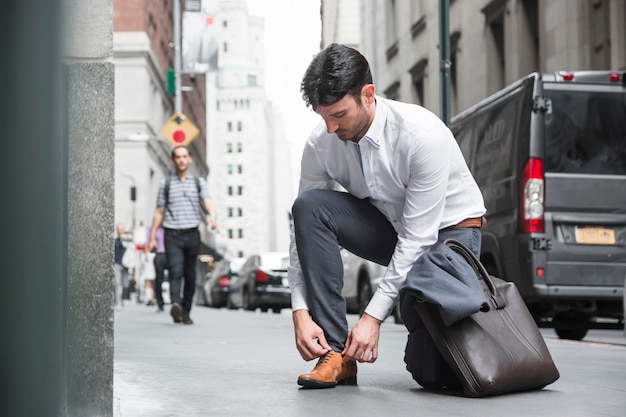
left=360, top=95, right=387, bottom=149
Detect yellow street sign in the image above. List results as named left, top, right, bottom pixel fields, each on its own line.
left=159, top=112, right=200, bottom=147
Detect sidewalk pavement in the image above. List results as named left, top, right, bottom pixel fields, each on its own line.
left=114, top=302, right=626, bottom=417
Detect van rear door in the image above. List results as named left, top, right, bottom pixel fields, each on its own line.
left=542, top=82, right=626, bottom=293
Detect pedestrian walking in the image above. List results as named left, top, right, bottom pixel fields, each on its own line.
left=149, top=225, right=168, bottom=312
left=113, top=223, right=131, bottom=310
left=288, top=43, right=487, bottom=388
left=147, top=145, right=217, bottom=324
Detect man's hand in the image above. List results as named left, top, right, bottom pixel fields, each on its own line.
left=292, top=310, right=331, bottom=361
left=146, top=238, right=157, bottom=253
left=342, top=313, right=382, bottom=363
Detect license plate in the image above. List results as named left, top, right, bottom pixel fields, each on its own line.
left=575, top=226, right=615, bottom=245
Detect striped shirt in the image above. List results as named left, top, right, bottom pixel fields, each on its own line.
left=156, top=174, right=210, bottom=230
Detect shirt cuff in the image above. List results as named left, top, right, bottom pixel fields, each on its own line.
left=364, top=290, right=395, bottom=321
left=289, top=282, right=309, bottom=311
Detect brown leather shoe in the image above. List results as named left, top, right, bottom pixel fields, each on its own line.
left=182, top=314, right=193, bottom=325
left=297, top=351, right=357, bottom=388
left=170, top=303, right=182, bottom=323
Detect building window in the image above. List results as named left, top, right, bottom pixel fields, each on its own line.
left=228, top=229, right=233, bottom=239
left=385, top=0, right=399, bottom=60
left=228, top=186, right=233, bottom=196
left=237, top=121, right=242, bottom=131
left=223, top=42, right=228, bottom=52
left=481, top=0, right=506, bottom=93
left=227, top=164, right=233, bottom=175
left=590, top=0, right=611, bottom=70
left=228, top=207, right=233, bottom=217
left=409, top=59, right=427, bottom=106
left=227, top=121, right=232, bottom=132
left=238, top=207, right=243, bottom=217
left=238, top=251, right=244, bottom=258
left=237, top=142, right=242, bottom=152
left=227, top=143, right=232, bottom=153
left=238, top=186, right=243, bottom=195
left=384, top=81, right=400, bottom=101
left=238, top=229, right=243, bottom=239
left=237, top=164, right=243, bottom=174
left=248, top=74, right=257, bottom=86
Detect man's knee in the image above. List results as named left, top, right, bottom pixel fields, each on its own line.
left=292, top=189, right=335, bottom=223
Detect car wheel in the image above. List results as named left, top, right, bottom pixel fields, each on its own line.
left=357, top=276, right=372, bottom=315
left=226, top=295, right=237, bottom=310
left=555, top=327, right=588, bottom=341
left=393, top=305, right=403, bottom=324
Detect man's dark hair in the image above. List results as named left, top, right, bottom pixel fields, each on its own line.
left=300, top=43, right=373, bottom=110
left=171, top=145, right=190, bottom=159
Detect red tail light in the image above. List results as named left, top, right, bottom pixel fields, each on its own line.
left=255, top=270, right=269, bottom=283
left=609, top=73, right=621, bottom=82
left=520, top=158, right=544, bottom=234
left=217, top=275, right=230, bottom=288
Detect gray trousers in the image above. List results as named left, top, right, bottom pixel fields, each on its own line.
left=292, top=189, right=484, bottom=352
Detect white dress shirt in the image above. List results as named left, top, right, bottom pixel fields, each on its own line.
left=288, top=96, right=486, bottom=321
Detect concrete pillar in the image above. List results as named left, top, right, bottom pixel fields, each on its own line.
left=1, top=0, right=115, bottom=415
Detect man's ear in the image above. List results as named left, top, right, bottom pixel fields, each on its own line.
left=362, top=84, right=375, bottom=104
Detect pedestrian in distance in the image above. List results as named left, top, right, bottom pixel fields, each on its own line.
left=113, top=223, right=131, bottom=310
left=147, top=145, right=217, bottom=325
left=148, top=225, right=168, bottom=312
left=289, top=43, right=487, bottom=388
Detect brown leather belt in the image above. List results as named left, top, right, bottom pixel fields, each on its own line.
left=449, top=216, right=487, bottom=229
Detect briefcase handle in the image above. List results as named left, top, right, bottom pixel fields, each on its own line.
left=444, top=239, right=506, bottom=309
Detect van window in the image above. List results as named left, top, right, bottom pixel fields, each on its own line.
left=544, top=88, right=626, bottom=175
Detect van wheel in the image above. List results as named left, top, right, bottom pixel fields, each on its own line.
left=555, top=327, right=588, bottom=341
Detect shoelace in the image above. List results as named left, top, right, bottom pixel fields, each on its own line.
left=315, top=352, right=336, bottom=366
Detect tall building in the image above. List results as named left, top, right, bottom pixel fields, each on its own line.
left=206, top=0, right=293, bottom=260
left=355, top=0, right=626, bottom=118
left=113, top=0, right=213, bottom=250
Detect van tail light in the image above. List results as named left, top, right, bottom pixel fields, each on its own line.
left=520, top=158, right=545, bottom=234
left=217, top=275, right=230, bottom=288
left=255, top=270, right=269, bottom=283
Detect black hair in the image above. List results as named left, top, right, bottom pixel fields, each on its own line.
left=300, top=43, right=373, bottom=110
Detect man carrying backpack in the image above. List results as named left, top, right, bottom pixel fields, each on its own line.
left=147, top=145, right=217, bottom=324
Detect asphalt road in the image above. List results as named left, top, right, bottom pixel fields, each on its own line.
left=114, top=303, right=626, bottom=417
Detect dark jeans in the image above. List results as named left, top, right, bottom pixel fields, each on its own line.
left=292, top=189, right=398, bottom=351
left=153, top=252, right=168, bottom=309
left=164, top=228, right=200, bottom=314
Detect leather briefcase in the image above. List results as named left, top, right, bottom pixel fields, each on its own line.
left=413, top=238, right=560, bottom=397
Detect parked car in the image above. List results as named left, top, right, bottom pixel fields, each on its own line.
left=202, top=257, right=245, bottom=308
left=227, top=252, right=291, bottom=313
left=341, top=249, right=402, bottom=323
